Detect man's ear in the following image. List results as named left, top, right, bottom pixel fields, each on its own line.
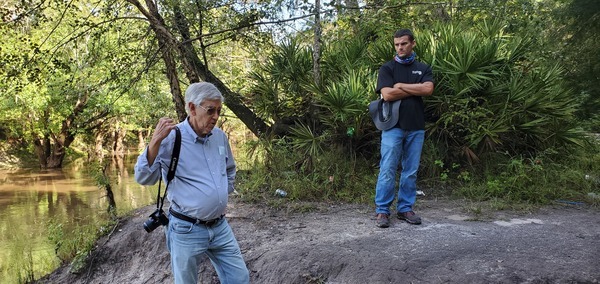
left=188, top=102, right=197, bottom=115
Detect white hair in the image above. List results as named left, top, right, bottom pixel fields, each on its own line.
left=184, top=82, right=224, bottom=115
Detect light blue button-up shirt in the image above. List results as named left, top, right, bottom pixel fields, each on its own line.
left=134, top=119, right=236, bottom=220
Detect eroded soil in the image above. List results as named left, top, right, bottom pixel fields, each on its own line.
left=35, top=197, right=600, bottom=284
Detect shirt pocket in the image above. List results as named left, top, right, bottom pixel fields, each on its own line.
left=218, top=146, right=227, bottom=176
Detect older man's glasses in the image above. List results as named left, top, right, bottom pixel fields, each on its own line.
left=197, top=105, right=222, bottom=116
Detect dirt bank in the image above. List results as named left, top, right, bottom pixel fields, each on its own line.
left=35, top=197, right=600, bottom=284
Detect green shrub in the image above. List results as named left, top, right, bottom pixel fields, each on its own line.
left=452, top=140, right=600, bottom=205
left=47, top=219, right=116, bottom=274
left=238, top=142, right=376, bottom=204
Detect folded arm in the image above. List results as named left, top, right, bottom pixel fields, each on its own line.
left=381, top=81, right=434, bottom=101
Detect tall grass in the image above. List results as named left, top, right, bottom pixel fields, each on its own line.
left=237, top=142, right=377, bottom=206
left=237, top=134, right=600, bottom=208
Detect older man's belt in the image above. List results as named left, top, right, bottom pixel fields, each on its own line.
left=169, top=208, right=223, bottom=227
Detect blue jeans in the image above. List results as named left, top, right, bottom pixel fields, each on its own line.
left=375, top=128, right=424, bottom=215
left=165, top=215, right=249, bottom=284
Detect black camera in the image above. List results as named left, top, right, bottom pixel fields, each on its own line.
left=143, top=209, right=169, bottom=233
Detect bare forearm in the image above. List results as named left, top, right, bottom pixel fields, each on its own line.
left=380, top=87, right=412, bottom=101
left=394, top=82, right=434, bottom=96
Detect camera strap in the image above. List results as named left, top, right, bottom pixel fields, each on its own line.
left=155, top=126, right=181, bottom=211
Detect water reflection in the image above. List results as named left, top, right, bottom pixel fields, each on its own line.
left=0, top=157, right=158, bottom=283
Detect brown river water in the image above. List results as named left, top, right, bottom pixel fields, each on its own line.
left=0, top=157, right=158, bottom=283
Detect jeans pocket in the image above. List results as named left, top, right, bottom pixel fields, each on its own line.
left=171, top=219, right=194, bottom=234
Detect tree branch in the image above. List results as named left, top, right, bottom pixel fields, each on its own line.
left=181, top=12, right=317, bottom=45
left=1, top=0, right=46, bottom=25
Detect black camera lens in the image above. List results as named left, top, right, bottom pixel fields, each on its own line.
left=143, top=217, right=160, bottom=233
left=143, top=209, right=169, bottom=233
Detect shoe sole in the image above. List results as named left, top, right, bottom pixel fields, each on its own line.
left=397, top=216, right=422, bottom=225
left=376, top=218, right=390, bottom=228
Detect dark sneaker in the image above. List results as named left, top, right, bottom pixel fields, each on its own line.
left=376, top=213, right=390, bottom=228
left=397, top=211, right=422, bottom=225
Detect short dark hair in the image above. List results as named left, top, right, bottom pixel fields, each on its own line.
left=394, top=29, right=414, bottom=41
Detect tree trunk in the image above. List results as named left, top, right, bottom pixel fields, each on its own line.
left=127, top=0, right=269, bottom=136
left=93, top=130, right=106, bottom=164
left=137, top=130, right=146, bottom=150
left=313, top=0, right=322, bottom=87
left=33, top=135, right=49, bottom=168
left=111, top=122, right=126, bottom=159
left=161, top=46, right=187, bottom=123
left=42, top=92, right=88, bottom=168
left=100, top=164, right=117, bottom=216
left=143, top=0, right=187, bottom=122
left=46, top=140, right=68, bottom=169
left=171, top=3, right=270, bottom=136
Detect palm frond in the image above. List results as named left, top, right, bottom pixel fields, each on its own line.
left=316, top=70, right=375, bottom=124
left=289, top=122, right=326, bottom=158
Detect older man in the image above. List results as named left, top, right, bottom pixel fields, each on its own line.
left=135, top=82, right=249, bottom=283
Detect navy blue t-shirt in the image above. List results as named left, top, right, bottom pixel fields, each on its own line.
left=376, top=60, right=434, bottom=130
